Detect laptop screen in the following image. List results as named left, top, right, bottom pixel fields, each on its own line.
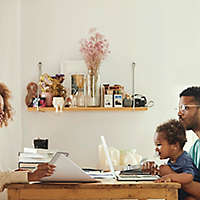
left=100, top=136, right=159, bottom=181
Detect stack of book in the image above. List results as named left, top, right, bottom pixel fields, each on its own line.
left=18, top=147, right=55, bottom=170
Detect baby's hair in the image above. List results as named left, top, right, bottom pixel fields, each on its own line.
left=156, top=119, right=187, bottom=149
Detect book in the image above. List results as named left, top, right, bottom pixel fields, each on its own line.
left=18, top=150, right=69, bottom=170
left=18, top=150, right=54, bottom=170
left=18, top=162, right=42, bottom=170
left=24, top=147, right=52, bottom=154
left=18, top=152, right=54, bottom=163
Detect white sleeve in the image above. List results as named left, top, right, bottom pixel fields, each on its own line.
left=0, top=171, right=28, bottom=192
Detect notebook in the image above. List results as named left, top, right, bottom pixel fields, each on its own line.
left=100, top=136, right=159, bottom=181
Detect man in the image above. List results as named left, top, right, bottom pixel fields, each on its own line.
left=0, top=82, right=55, bottom=192
left=178, top=86, right=200, bottom=198
left=143, top=86, right=200, bottom=199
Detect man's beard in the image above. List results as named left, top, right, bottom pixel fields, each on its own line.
left=181, top=120, right=197, bottom=133
left=179, top=117, right=192, bottom=130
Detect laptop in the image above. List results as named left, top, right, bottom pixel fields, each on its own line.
left=100, top=136, right=159, bottom=181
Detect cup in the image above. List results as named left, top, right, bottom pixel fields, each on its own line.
left=53, top=97, right=64, bottom=112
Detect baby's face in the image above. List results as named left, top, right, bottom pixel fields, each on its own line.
left=154, top=131, right=171, bottom=160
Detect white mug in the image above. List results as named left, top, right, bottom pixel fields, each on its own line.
left=52, top=97, right=64, bottom=112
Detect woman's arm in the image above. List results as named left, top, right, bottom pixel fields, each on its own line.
left=0, top=163, right=55, bottom=191
left=0, top=171, right=28, bottom=192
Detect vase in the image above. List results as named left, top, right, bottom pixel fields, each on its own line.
left=86, top=69, right=100, bottom=106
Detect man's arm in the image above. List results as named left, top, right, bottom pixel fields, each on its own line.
left=155, top=173, right=193, bottom=184
left=158, top=165, right=200, bottom=198
left=182, top=181, right=200, bottom=199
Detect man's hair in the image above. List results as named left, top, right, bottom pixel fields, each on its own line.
left=156, top=119, right=187, bottom=149
left=180, top=86, right=200, bottom=104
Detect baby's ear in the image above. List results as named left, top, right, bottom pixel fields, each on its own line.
left=172, top=142, right=180, bottom=151
left=176, top=141, right=181, bottom=148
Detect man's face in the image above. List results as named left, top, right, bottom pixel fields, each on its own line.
left=178, top=96, right=200, bottom=131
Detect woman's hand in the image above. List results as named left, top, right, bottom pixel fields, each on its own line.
left=28, top=163, right=55, bottom=181
left=142, top=161, right=159, bottom=175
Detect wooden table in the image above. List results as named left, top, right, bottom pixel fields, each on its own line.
left=6, top=179, right=181, bottom=200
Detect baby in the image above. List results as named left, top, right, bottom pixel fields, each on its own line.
left=143, top=119, right=200, bottom=200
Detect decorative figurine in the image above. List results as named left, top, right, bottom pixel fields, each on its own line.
left=39, top=73, right=66, bottom=98
left=25, top=82, right=38, bottom=107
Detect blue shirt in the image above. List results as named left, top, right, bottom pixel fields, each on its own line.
left=168, top=151, right=200, bottom=200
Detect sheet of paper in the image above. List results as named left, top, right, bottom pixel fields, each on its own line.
left=41, top=154, right=94, bottom=182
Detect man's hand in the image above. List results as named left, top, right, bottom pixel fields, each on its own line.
left=155, top=173, right=193, bottom=184
left=154, top=174, right=172, bottom=183
left=28, top=163, right=55, bottom=181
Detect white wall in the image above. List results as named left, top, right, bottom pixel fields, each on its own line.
left=17, top=0, right=200, bottom=168
left=0, top=0, right=22, bottom=170
left=0, top=0, right=22, bottom=199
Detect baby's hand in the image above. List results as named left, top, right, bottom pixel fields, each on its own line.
left=159, top=165, right=174, bottom=176
left=142, top=161, right=159, bottom=175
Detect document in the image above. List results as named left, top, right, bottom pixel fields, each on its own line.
left=41, top=152, right=97, bottom=182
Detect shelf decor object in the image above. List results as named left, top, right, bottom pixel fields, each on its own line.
left=80, top=28, right=110, bottom=107
left=27, top=107, right=148, bottom=112
left=86, top=69, right=100, bottom=106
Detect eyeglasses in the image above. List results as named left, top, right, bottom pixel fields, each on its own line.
left=177, top=104, right=200, bottom=113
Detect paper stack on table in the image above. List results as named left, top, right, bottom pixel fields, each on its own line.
left=18, top=148, right=56, bottom=170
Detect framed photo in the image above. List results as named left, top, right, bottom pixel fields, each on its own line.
left=71, top=74, right=85, bottom=95
left=113, top=94, right=122, bottom=107
left=60, top=60, right=87, bottom=95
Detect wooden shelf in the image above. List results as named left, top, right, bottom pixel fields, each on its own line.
left=27, top=107, right=148, bottom=112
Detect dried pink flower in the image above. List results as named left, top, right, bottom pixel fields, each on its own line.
left=80, top=28, right=110, bottom=74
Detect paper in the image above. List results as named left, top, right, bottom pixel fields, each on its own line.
left=88, top=171, right=114, bottom=179
left=41, top=153, right=95, bottom=182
